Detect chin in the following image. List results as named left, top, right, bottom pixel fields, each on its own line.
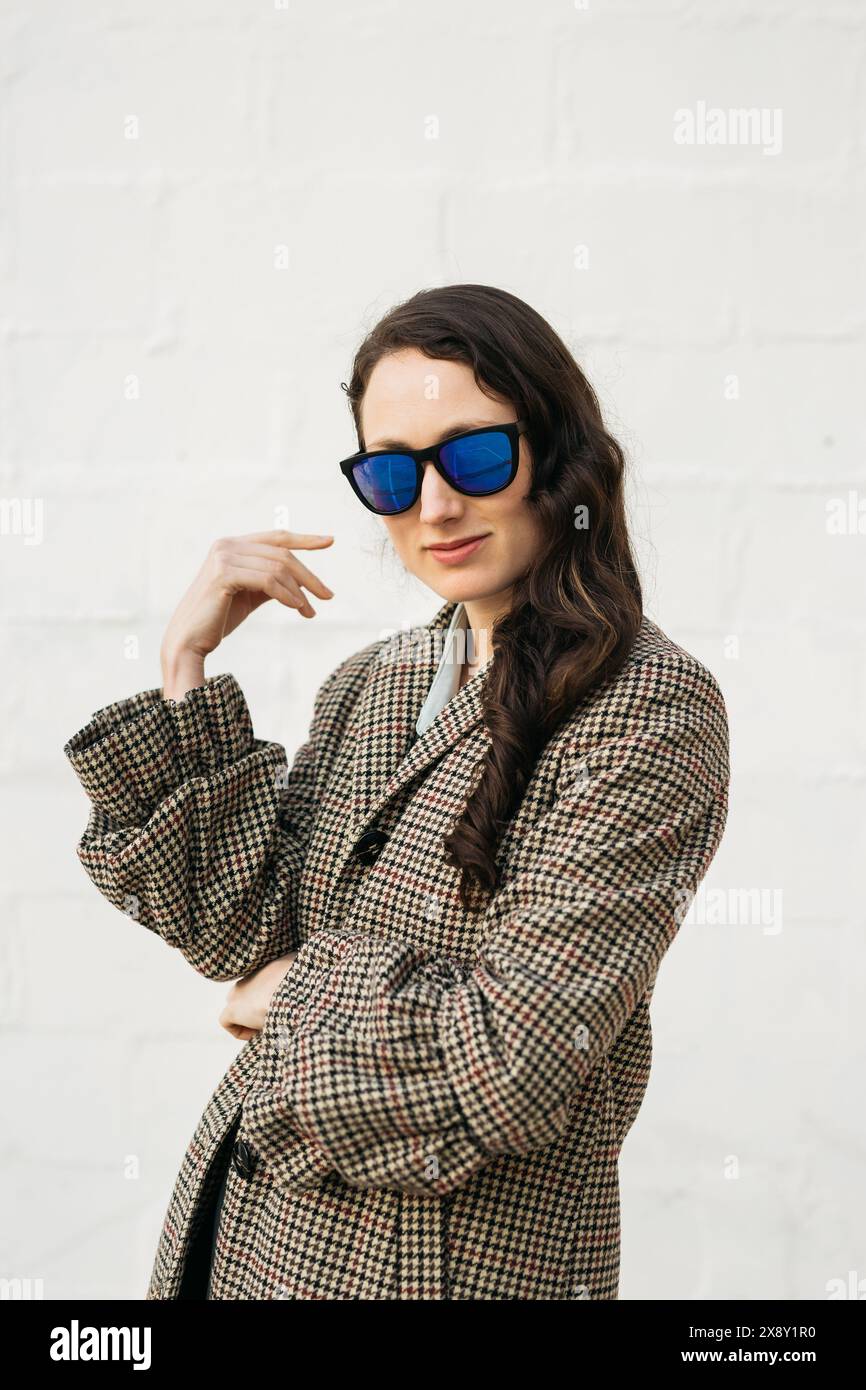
left=421, top=568, right=502, bottom=603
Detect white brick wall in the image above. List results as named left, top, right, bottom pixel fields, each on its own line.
left=1, top=0, right=863, bottom=1301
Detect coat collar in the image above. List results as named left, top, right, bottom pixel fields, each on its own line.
left=348, top=597, right=490, bottom=837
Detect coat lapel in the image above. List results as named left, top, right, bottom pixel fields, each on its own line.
left=348, top=598, right=489, bottom=836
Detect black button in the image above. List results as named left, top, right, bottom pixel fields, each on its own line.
left=352, top=828, right=389, bottom=865
left=231, top=1139, right=255, bottom=1180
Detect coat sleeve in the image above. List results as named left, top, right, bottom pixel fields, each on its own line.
left=63, top=662, right=354, bottom=982
left=241, top=653, right=730, bottom=1196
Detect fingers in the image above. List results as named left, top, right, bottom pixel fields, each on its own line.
left=218, top=562, right=320, bottom=617
left=219, top=995, right=255, bottom=1040
left=230, top=542, right=334, bottom=601
left=221, top=1020, right=258, bottom=1040
left=237, top=529, right=335, bottom=550
left=209, top=532, right=335, bottom=618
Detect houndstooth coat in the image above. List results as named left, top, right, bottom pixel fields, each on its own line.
left=64, top=598, right=730, bottom=1300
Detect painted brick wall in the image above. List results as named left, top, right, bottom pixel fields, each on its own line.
left=1, top=0, right=863, bottom=1301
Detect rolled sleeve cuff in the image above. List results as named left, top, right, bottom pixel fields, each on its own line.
left=242, top=927, right=493, bottom=1194
left=63, top=672, right=255, bottom=824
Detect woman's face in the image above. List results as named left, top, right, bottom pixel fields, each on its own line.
left=358, top=348, right=543, bottom=608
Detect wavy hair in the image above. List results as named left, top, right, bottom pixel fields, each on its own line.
left=341, top=284, right=643, bottom=910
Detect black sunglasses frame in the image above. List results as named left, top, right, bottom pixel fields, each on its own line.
left=339, top=419, right=530, bottom=516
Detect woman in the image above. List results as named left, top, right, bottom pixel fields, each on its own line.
left=63, top=283, right=730, bottom=1300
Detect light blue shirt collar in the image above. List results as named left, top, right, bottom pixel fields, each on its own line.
left=415, top=601, right=469, bottom=736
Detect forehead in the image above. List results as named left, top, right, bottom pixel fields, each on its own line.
left=360, top=350, right=505, bottom=446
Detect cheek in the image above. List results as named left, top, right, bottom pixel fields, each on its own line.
left=502, top=482, right=538, bottom=533
left=505, top=492, right=543, bottom=560
left=382, top=518, right=410, bottom=552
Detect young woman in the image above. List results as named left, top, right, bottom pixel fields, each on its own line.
left=64, top=283, right=730, bottom=1300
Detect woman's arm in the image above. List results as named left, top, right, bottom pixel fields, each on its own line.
left=63, top=653, right=372, bottom=982
left=242, top=651, right=730, bottom=1195
left=63, top=527, right=351, bottom=981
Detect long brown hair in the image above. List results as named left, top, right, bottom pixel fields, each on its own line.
left=342, top=284, right=643, bottom=910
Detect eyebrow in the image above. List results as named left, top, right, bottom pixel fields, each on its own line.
left=363, top=419, right=504, bottom=452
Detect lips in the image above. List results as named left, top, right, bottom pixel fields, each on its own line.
left=427, top=534, right=489, bottom=552
left=426, top=533, right=490, bottom=565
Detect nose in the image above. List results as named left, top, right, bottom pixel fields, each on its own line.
left=417, top=459, right=464, bottom=524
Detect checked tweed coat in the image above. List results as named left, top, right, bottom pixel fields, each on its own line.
left=64, top=598, right=730, bottom=1300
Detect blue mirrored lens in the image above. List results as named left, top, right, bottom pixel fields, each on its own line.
left=354, top=454, right=417, bottom=513
left=439, top=430, right=513, bottom=493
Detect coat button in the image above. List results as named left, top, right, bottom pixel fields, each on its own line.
left=231, top=1138, right=256, bottom=1180
left=352, top=827, right=389, bottom=865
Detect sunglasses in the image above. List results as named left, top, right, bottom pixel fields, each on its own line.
left=339, top=419, right=529, bottom=516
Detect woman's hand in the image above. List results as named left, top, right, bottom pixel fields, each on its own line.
left=160, top=529, right=335, bottom=699
left=219, top=953, right=298, bottom=1041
